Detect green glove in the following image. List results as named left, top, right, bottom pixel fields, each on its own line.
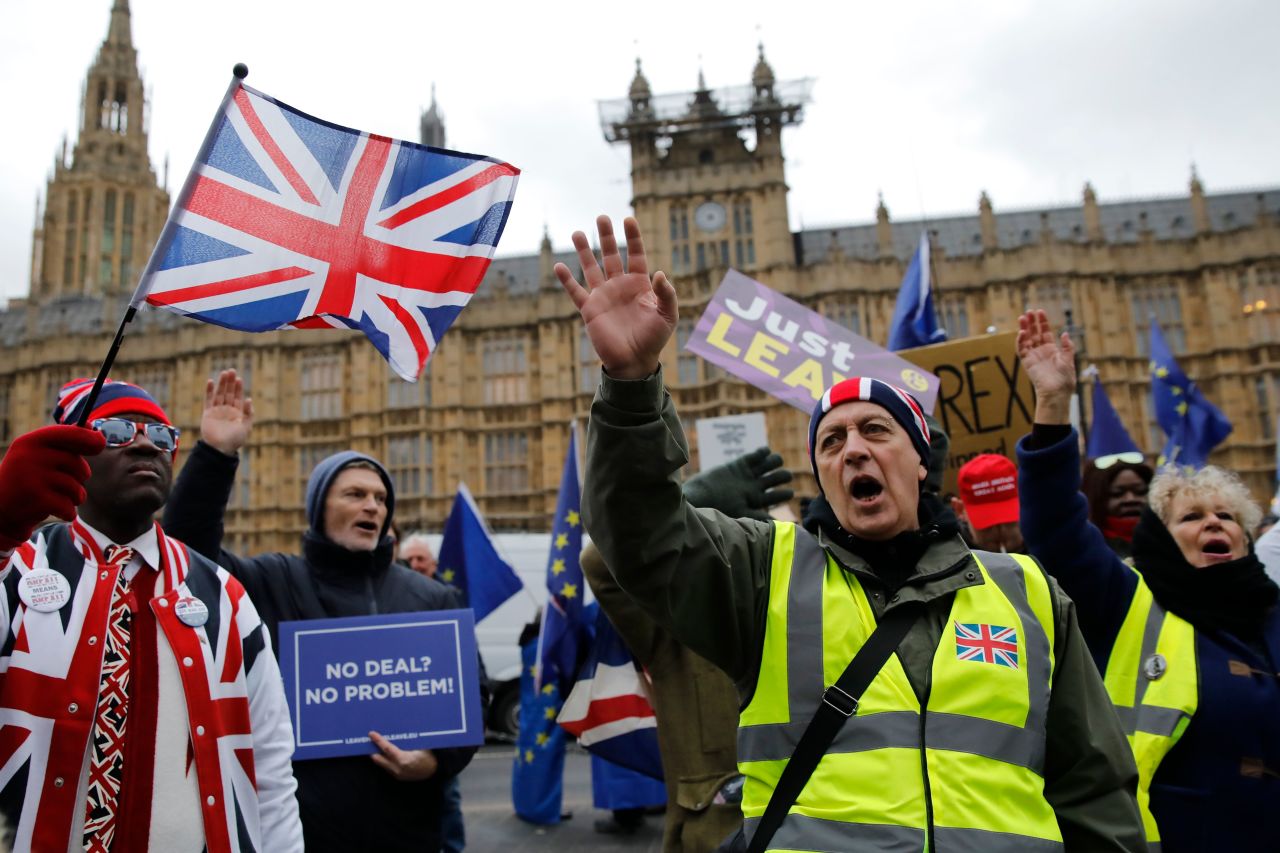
left=683, top=446, right=795, bottom=521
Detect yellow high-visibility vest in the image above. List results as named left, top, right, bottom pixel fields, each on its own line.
left=737, top=521, right=1063, bottom=852
left=1103, top=574, right=1198, bottom=847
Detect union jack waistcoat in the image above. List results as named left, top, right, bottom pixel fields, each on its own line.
left=0, top=520, right=283, bottom=852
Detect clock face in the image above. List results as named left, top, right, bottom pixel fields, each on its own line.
left=694, top=201, right=727, bottom=233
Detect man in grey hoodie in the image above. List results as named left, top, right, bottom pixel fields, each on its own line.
left=163, top=370, right=477, bottom=853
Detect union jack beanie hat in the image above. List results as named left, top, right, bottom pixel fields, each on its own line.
left=52, top=378, right=171, bottom=426
left=807, top=377, right=931, bottom=482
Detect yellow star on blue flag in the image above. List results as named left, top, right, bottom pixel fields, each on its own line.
left=539, top=425, right=587, bottom=699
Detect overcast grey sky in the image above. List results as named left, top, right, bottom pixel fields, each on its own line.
left=2, top=0, right=1277, bottom=303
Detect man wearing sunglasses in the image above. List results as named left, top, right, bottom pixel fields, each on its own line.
left=161, top=370, right=480, bottom=853
left=0, top=378, right=302, bottom=852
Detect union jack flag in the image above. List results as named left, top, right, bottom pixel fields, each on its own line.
left=954, top=621, right=1019, bottom=669
left=558, top=605, right=663, bottom=781
left=136, top=80, right=520, bottom=380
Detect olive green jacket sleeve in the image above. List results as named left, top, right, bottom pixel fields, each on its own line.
left=583, top=368, right=773, bottom=692
left=581, top=543, right=661, bottom=668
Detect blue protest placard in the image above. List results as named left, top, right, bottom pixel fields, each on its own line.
left=278, top=609, right=484, bottom=760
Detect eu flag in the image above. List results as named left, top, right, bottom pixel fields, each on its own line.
left=888, top=232, right=948, bottom=351
left=1150, top=322, right=1232, bottom=468
left=436, top=484, right=524, bottom=622
left=511, top=635, right=568, bottom=825
left=1087, top=375, right=1144, bottom=462
left=537, top=425, right=588, bottom=695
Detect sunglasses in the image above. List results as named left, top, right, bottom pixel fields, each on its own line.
left=1092, top=452, right=1145, bottom=470
left=90, top=418, right=181, bottom=452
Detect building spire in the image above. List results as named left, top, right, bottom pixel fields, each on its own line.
left=420, top=83, right=446, bottom=149
left=80, top=0, right=145, bottom=143
left=107, top=0, right=133, bottom=48
left=627, top=57, right=650, bottom=116
left=752, top=41, right=776, bottom=102
left=1189, top=163, right=1209, bottom=234
left=31, top=0, right=166, bottom=305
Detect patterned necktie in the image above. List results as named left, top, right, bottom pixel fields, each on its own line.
left=83, top=544, right=135, bottom=853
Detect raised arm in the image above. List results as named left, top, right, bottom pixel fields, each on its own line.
left=1014, top=310, right=1137, bottom=666
left=561, top=217, right=774, bottom=688
left=163, top=370, right=256, bottom=571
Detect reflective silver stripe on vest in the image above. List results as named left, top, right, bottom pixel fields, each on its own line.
left=977, top=551, right=1052, bottom=774
left=1112, top=704, right=1186, bottom=738
left=933, top=825, right=1064, bottom=852
left=739, top=709, right=1045, bottom=771
left=743, top=814, right=924, bottom=852
left=785, top=527, right=827, bottom=721
left=1133, top=598, right=1166, bottom=710
left=1113, top=598, right=1183, bottom=736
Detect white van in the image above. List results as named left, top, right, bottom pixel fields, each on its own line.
left=418, top=532, right=593, bottom=738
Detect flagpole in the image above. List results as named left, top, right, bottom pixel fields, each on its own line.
left=75, top=63, right=251, bottom=427
left=1065, top=309, right=1090, bottom=448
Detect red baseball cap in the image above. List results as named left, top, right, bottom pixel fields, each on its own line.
left=957, top=454, right=1020, bottom=530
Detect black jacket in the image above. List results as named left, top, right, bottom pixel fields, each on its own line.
left=164, top=440, right=479, bottom=853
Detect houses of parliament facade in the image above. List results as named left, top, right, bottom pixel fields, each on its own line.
left=3, top=1, right=1278, bottom=551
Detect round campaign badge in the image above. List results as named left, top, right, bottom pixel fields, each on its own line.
left=1143, top=653, right=1168, bottom=681
left=174, top=597, right=209, bottom=628
left=899, top=368, right=930, bottom=394
left=18, top=569, right=72, bottom=613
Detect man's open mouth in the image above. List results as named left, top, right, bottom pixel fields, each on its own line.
left=354, top=521, right=379, bottom=534
left=850, top=475, right=884, bottom=503
left=1202, top=539, right=1231, bottom=556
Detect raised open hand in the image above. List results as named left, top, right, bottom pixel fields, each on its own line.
left=201, top=369, right=254, bottom=456
left=1016, top=309, right=1075, bottom=424
left=555, top=216, right=677, bottom=381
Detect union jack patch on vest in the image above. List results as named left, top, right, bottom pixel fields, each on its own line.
left=954, top=622, right=1019, bottom=669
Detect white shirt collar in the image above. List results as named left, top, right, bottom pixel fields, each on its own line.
left=76, top=518, right=161, bottom=571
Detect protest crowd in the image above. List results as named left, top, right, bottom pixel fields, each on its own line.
left=0, top=206, right=1277, bottom=853
left=0, top=13, right=1278, bottom=848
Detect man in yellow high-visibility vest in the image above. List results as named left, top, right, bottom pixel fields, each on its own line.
left=557, top=215, right=1146, bottom=852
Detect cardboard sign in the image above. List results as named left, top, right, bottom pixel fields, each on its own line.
left=898, top=332, right=1034, bottom=495
left=686, top=270, right=940, bottom=414
left=695, top=412, right=768, bottom=471
left=279, top=609, right=484, bottom=760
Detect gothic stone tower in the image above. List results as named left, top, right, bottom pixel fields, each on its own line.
left=419, top=84, right=446, bottom=149
left=30, top=0, right=169, bottom=305
left=598, top=46, right=811, bottom=278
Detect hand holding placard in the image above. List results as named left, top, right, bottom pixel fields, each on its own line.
left=369, top=731, right=439, bottom=782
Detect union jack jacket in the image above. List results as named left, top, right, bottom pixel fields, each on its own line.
left=0, top=520, right=302, bottom=852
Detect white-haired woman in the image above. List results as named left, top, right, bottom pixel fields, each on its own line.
left=1014, top=309, right=1280, bottom=853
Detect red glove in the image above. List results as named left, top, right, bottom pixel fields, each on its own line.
left=0, top=425, right=106, bottom=550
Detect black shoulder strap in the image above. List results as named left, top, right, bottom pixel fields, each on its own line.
left=747, top=600, right=924, bottom=853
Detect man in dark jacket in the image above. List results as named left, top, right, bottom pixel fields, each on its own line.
left=163, top=370, right=478, bottom=853
left=555, top=215, right=1145, bottom=851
